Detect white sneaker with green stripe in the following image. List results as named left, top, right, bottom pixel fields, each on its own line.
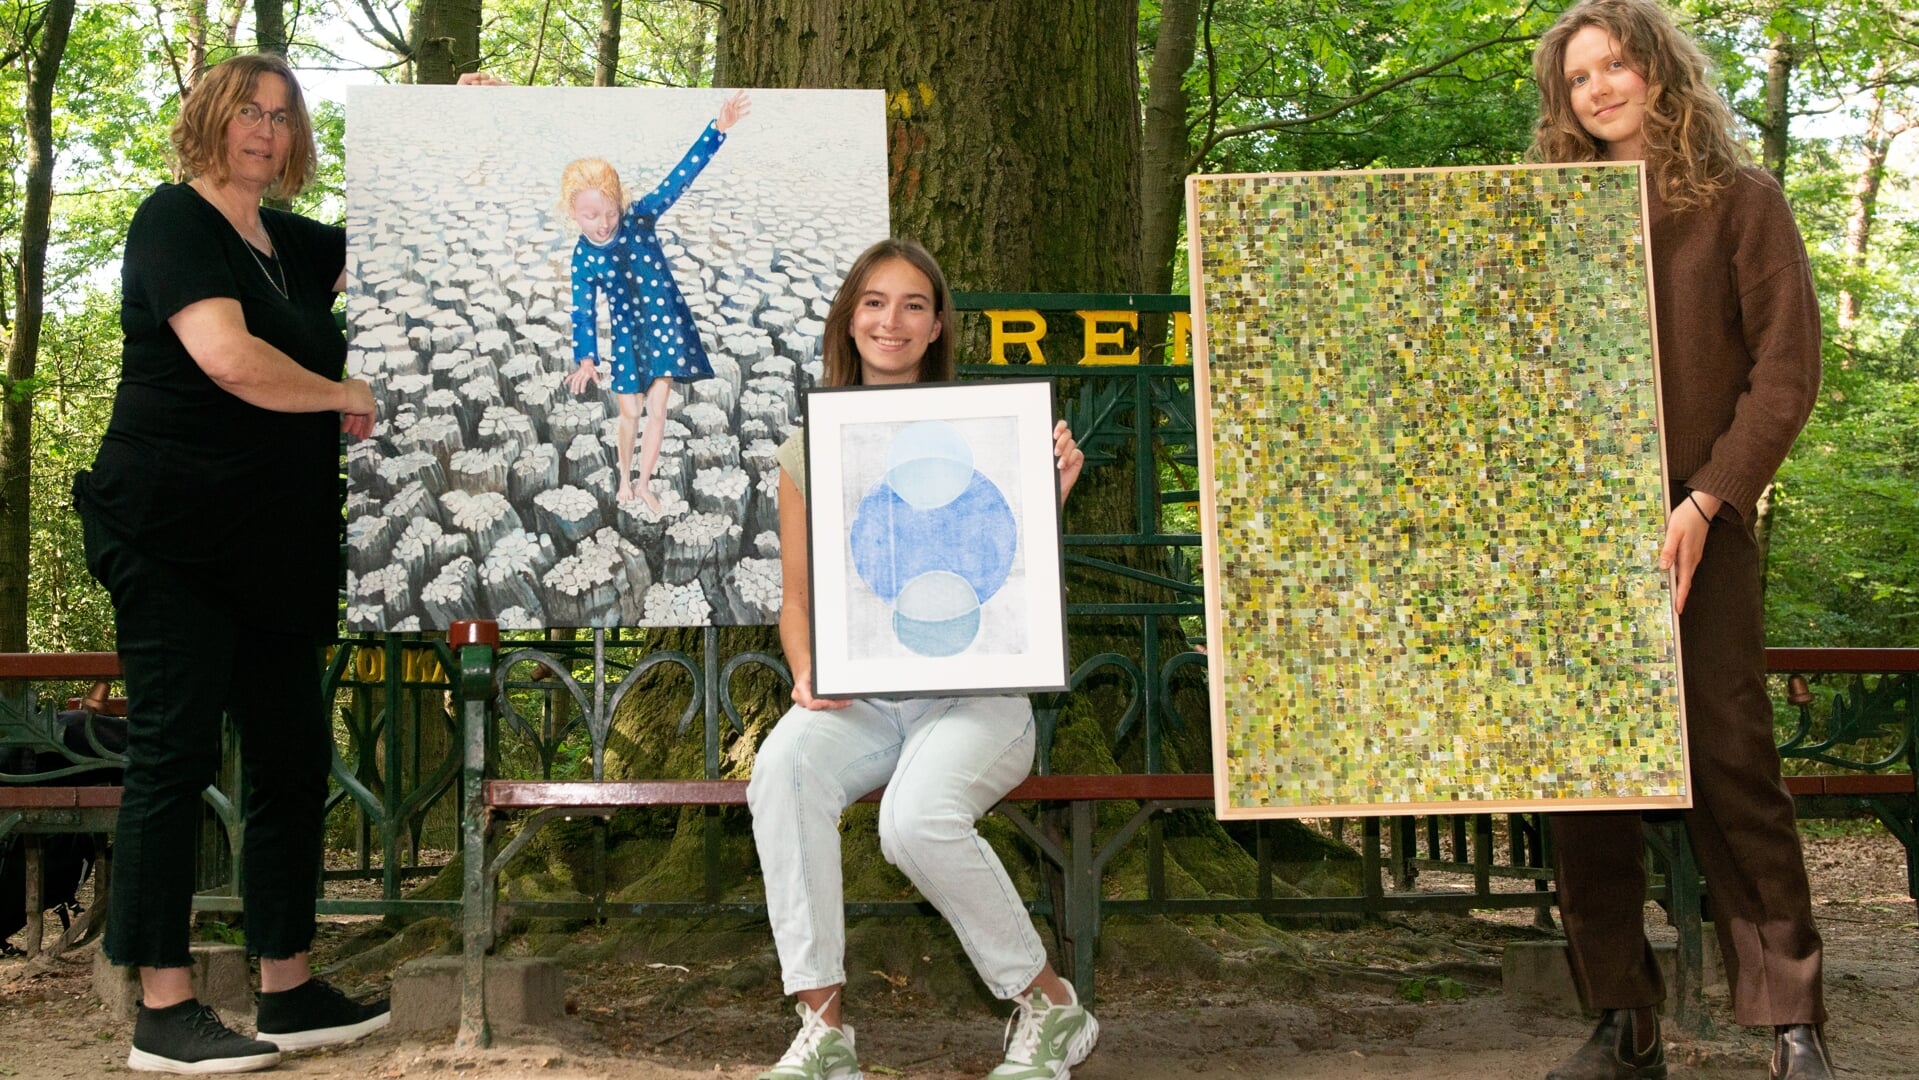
left=757, top=1000, right=861, bottom=1080
left=986, top=982, right=1099, bottom=1080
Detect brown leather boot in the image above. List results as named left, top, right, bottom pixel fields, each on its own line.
left=1545, top=1008, right=1667, bottom=1080
left=1771, top=1025, right=1835, bottom=1080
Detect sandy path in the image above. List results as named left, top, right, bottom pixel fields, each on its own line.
left=4, top=833, right=1911, bottom=1079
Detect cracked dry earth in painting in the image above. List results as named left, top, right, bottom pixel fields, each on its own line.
left=4, top=832, right=1913, bottom=1080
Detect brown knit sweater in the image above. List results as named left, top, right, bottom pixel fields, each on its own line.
left=1647, top=166, right=1822, bottom=522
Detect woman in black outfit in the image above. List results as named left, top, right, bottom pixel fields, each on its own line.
left=73, top=52, right=386, bottom=1074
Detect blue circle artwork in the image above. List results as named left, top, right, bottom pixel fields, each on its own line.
left=849, top=421, right=1017, bottom=657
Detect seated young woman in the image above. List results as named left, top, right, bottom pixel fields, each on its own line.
left=748, top=237, right=1093, bottom=1080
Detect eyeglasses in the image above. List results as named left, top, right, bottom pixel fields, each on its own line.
left=235, top=104, right=293, bottom=132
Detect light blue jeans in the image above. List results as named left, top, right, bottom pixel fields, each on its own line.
left=747, top=694, right=1047, bottom=999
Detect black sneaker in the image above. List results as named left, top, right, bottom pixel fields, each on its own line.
left=254, top=978, right=390, bottom=1052
left=129, top=999, right=281, bottom=1074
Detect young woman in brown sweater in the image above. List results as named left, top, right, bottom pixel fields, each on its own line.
left=1529, top=3, right=1829, bottom=1079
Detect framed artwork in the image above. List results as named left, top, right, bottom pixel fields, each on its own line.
left=803, top=381, right=1070, bottom=698
left=1187, top=163, right=1688, bottom=819
left=342, top=86, right=889, bottom=630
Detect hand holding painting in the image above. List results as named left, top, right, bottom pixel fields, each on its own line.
left=1658, top=486, right=1721, bottom=612
left=747, top=238, right=1098, bottom=1080
left=559, top=93, right=748, bottom=508
left=1052, top=417, right=1086, bottom=499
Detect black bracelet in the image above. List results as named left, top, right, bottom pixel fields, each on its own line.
left=1685, top=492, right=1714, bottom=526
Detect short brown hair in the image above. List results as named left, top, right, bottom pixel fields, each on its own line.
left=1528, top=0, right=1746, bottom=212
left=820, top=238, right=955, bottom=388
left=170, top=53, right=317, bottom=200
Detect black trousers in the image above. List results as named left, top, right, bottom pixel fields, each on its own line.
left=83, top=514, right=330, bottom=969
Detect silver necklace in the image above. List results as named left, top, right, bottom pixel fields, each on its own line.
left=193, top=179, right=287, bottom=300
left=240, top=232, right=288, bottom=300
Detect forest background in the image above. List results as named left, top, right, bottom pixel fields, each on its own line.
left=2, top=0, right=1914, bottom=660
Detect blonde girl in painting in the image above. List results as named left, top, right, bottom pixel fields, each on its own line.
left=562, top=90, right=749, bottom=509
left=747, top=238, right=1095, bottom=1080
left=1530, top=2, right=1827, bottom=1079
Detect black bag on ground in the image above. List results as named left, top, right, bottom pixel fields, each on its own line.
left=1, top=709, right=128, bottom=948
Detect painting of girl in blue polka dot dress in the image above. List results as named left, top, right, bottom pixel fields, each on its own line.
left=561, top=90, right=751, bottom=510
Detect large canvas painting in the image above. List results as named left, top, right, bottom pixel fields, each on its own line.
left=343, top=86, right=889, bottom=630
left=804, top=381, right=1069, bottom=698
left=1187, top=164, right=1688, bottom=818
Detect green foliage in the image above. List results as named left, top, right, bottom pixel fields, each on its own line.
left=195, top=919, right=247, bottom=946
left=1765, top=345, right=1919, bottom=645
left=1171, top=0, right=1547, bottom=176
left=478, top=0, right=717, bottom=87
left=26, top=291, right=118, bottom=651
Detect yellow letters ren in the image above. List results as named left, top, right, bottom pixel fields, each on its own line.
left=982, top=308, right=1191, bottom=365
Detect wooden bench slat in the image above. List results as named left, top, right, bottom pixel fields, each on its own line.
left=7, top=650, right=1915, bottom=678
left=1783, top=773, right=1916, bottom=797
left=1765, top=647, right=1919, bottom=674
left=0, top=786, right=122, bottom=809
left=0, top=652, right=122, bottom=679
left=485, top=773, right=1216, bottom=812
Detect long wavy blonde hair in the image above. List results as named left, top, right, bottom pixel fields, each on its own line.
left=1528, top=0, right=1747, bottom=212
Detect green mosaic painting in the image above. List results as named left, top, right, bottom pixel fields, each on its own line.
left=1187, top=165, right=1687, bottom=818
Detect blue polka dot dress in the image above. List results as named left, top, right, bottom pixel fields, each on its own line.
left=569, top=122, right=724, bottom=394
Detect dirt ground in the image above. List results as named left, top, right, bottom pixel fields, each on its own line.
left=3, top=831, right=1912, bottom=1080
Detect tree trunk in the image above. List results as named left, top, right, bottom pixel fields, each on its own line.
left=1837, top=83, right=1905, bottom=332
left=1140, top=0, right=1199, bottom=299
left=717, top=0, right=1142, bottom=294
left=220, top=0, right=246, bottom=51
left=410, top=0, right=481, bottom=84
left=254, top=0, right=286, bottom=55
left=0, top=0, right=76, bottom=654
left=185, top=0, right=210, bottom=90
left=595, top=0, right=621, bottom=87
left=1761, top=29, right=1793, bottom=187
left=683, top=3, right=711, bottom=87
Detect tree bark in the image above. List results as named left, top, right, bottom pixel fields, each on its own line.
left=1761, top=29, right=1794, bottom=187
left=254, top=0, right=286, bottom=55
left=410, top=0, right=481, bottom=84
left=0, top=0, right=77, bottom=653
left=595, top=0, right=621, bottom=87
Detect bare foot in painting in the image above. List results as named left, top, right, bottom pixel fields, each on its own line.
left=639, top=485, right=662, bottom=514
left=617, top=477, right=636, bottom=503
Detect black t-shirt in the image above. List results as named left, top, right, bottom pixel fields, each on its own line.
left=74, top=182, right=347, bottom=636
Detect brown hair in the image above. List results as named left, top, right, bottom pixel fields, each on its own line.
left=169, top=53, right=317, bottom=200
left=820, top=238, right=955, bottom=387
left=1528, top=0, right=1747, bottom=212
left=558, top=157, right=626, bottom=219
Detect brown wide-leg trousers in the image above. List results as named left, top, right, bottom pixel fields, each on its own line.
left=1549, top=514, right=1825, bottom=1027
